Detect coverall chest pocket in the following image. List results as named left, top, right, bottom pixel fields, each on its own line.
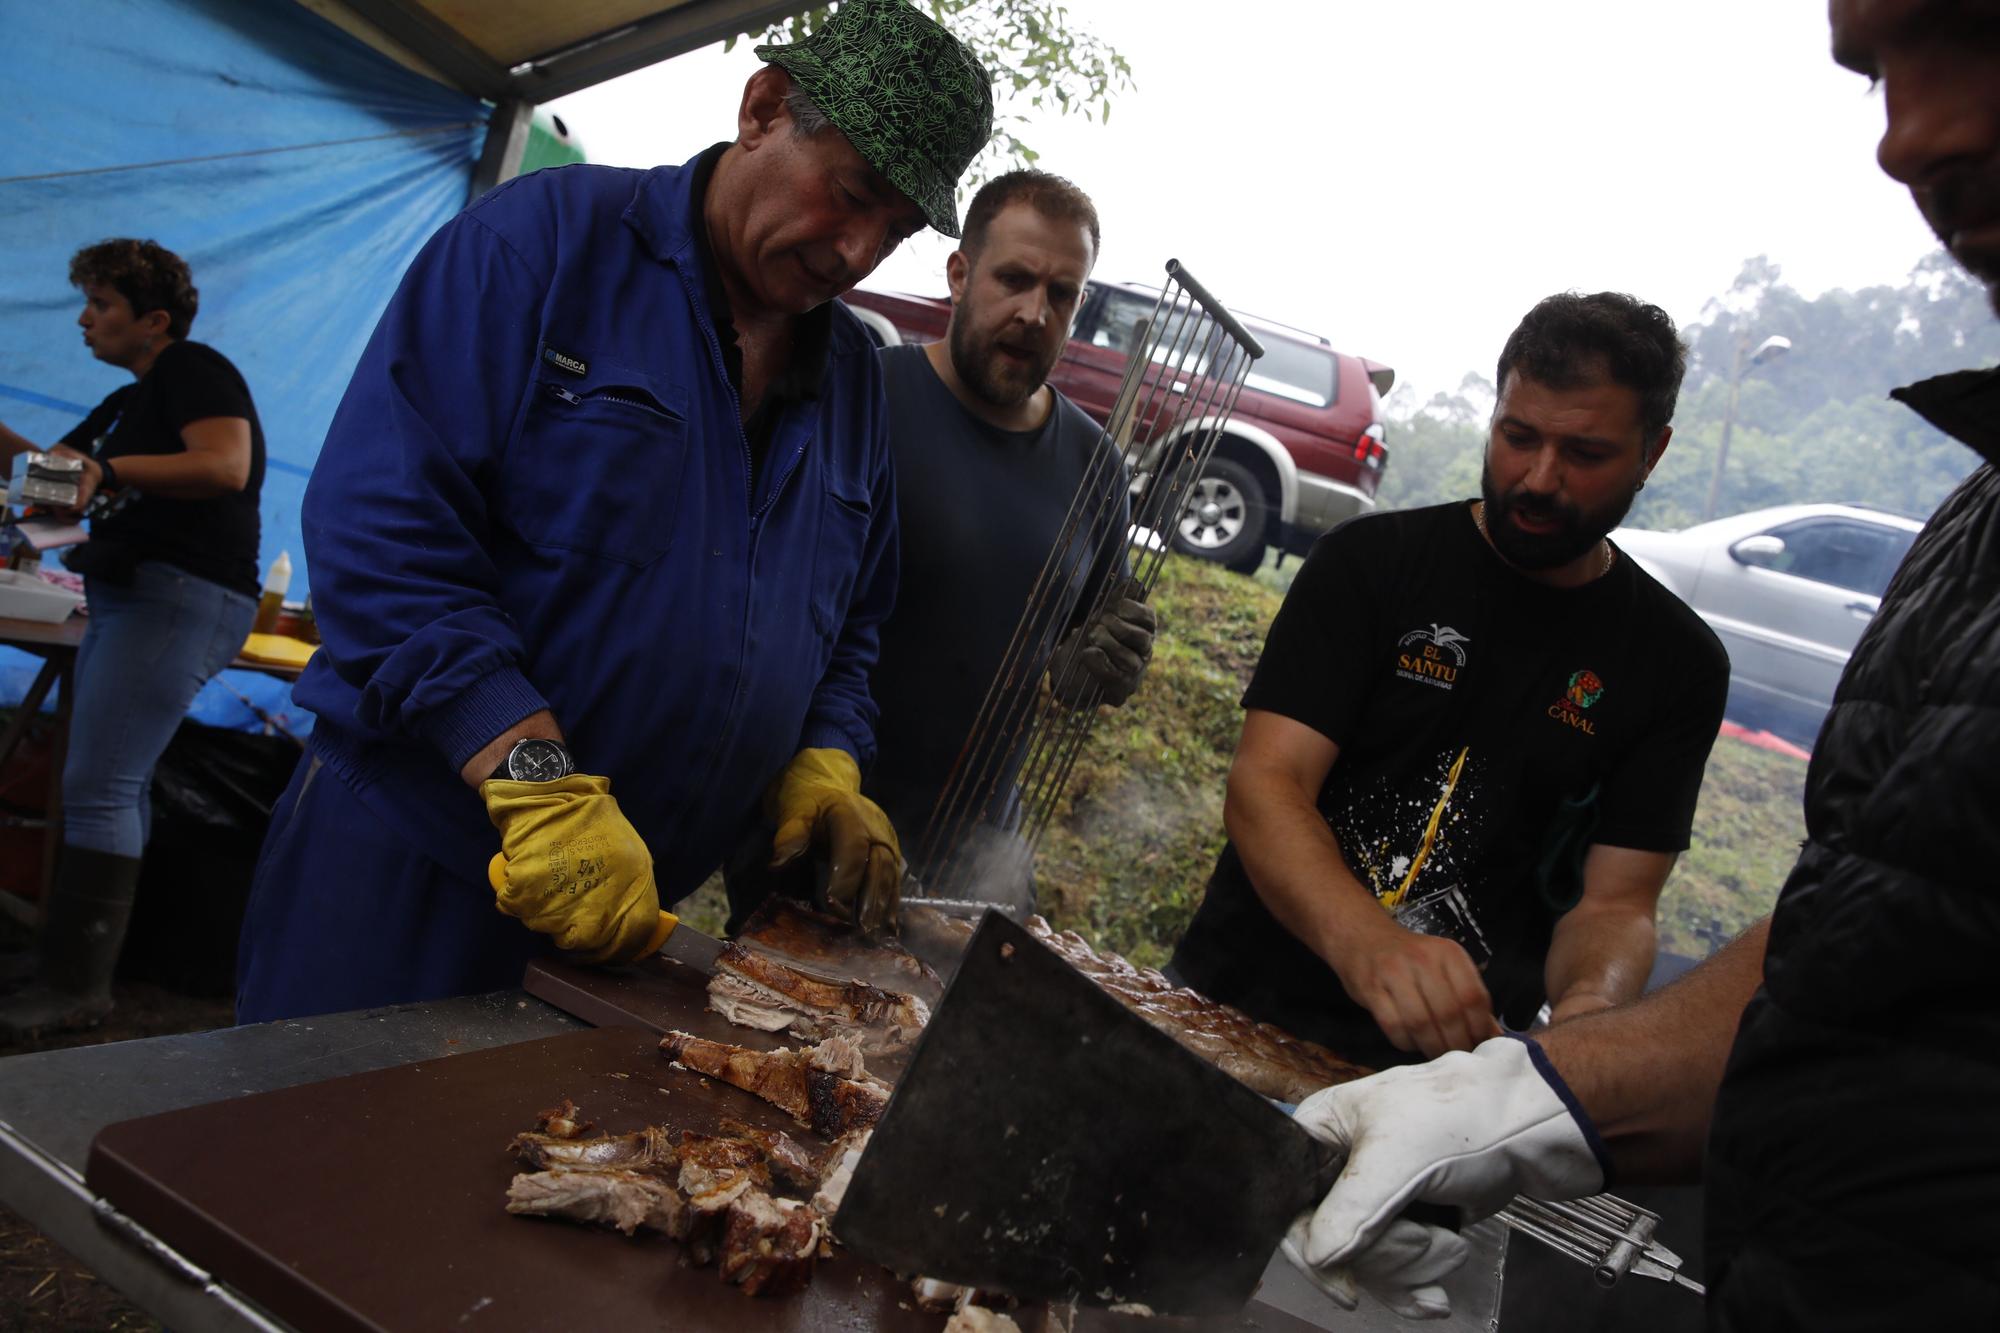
left=504, top=360, right=690, bottom=566
left=809, top=479, right=873, bottom=640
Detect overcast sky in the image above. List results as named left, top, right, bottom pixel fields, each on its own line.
left=549, top=0, right=1937, bottom=400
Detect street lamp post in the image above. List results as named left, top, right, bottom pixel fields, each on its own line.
left=1703, top=332, right=1792, bottom=522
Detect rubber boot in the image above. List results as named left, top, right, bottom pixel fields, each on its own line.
left=0, top=847, right=142, bottom=1041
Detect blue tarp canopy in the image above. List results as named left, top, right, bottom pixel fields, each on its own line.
left=1, top=0, right=488, bottom=594
left=0, top=0, right=805, bottom=732
left=0, top=0, right=487, bottom=730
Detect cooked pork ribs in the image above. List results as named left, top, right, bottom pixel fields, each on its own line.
left=715, top=1190, right=825, bottom=1296
left=708, top=942, right=930, bottom=1053
left=660, top=1031, right=890, bottom=1138
left=508, top=1124, right=677, bottom=1172
left=1025, top=917, right=1372, bottom=1103
left=506, top=1168, right=690, bottom=1237
left=732, top=896, right=942, bottom=999
left=808, top=1128, right=871, bottom=1218
left=532, top=1098, right=597, bottom=1140
left=715, top=1118, right=821, bottom=1195
left=503, top=1102, right=832, bottom=1297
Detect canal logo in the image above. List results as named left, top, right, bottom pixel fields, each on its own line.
left=1395, top=624, right=1471, bottom=690
left=1548, top=668, right=1605, bottom=734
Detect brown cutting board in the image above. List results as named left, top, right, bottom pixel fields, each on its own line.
left=88, top=1026, right=942, bottom=1333
left=523, top=950, right=717, bottom=1034
left=87, top=1027, right=1318, bottom=1332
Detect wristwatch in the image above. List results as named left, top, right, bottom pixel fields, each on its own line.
left=488, top=737, right=575, bottom=783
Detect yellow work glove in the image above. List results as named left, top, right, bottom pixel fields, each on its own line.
left=767, top=748, right=903, bottom=934
left=482, top=774, right=672, bottom=964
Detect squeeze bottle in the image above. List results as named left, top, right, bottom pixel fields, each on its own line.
left=254, top=550, right=292, bottom=635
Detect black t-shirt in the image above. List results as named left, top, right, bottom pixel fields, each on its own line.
left=866, top=343, right=1130, bottom=842
left=1171, top=501, right=1728, bottom=1069
left=60, top=339, right=266, bottom=596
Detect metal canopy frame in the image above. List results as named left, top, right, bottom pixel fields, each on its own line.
left=333, top=0, right=809, bottom=104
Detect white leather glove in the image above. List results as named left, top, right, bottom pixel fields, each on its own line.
left=1285, top=1036, right=1608, bottom=1319
left=1281, top=1215, right=1467, bottom=1320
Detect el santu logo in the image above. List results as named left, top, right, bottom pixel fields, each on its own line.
left=1549, top=668, right=1605, bottom=734
left=1396, top=623, right=1471, bottom=690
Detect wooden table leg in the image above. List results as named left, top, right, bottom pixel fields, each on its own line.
left=0, top=654, right=64, bottom=929
left=0, top=656, right=61, bottom=770
left=40, top=656, right=73, bottom=911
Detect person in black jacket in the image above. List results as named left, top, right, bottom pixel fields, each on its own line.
left=1272, top=1, right=2000, bottom=1324
left=0, top=239, right=263, bottom=1038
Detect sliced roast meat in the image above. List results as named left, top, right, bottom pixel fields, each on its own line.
left=506, top=1167, right=689, bottom=1238
left=717, top=1188, right=824, bottom=1297
left=717, top=1118, right=821, bottom=1195
left=509, top=1124, right=677, bottom=1173
left=708, top=942, right=930, bottom=1054
left=674, top=1129, right=772, bottom=1201
left=532, top=1098, right=596, bottom=1140
left=733, top=895, right=941, bottom=1000
left=1026, top=916, right=1372, bottom=1103
left=809, top=1128, right=871, bottom=1218
left=660, top=1031, right=889, bottom=1139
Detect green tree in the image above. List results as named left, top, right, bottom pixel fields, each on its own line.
left=1379, top=252, right=1995, bottom=529
left=729, top=1, right=1134, bottom=181
left=1375, top=373, right=1491, bottom=511
left=1650, top=249, right=1995, bottom=527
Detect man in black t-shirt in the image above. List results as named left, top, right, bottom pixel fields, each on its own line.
left=1171, top=292, right=1728, bottom=1072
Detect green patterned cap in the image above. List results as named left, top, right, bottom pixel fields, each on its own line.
left=756, top=0, right=994, bottom=238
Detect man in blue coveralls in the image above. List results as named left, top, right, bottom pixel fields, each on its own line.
left=235, top=0, right=993, bottom=1022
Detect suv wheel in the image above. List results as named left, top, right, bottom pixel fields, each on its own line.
left=1174, top=456, right=1269, bottom=573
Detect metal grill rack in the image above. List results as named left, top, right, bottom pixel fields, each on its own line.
left=1497, top=1192, right=1705, bottom=1294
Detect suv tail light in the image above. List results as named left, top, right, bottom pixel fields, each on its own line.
left=1353, top=422, right=1388, bottom=471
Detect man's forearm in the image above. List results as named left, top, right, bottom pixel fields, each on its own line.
left=95, top=448, right=249, bottom=498
left=1225, top=771, right=1387, bottom=968
left=1539, top=915, right=1771, bottom=1182
left=1543, top=904, right=1658, bottom=1022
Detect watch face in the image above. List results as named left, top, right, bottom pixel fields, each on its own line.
left=508, top=739, right=571, bottom=782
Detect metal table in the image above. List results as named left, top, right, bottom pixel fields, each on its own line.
left=0, top=991, right=1507, bottom=1331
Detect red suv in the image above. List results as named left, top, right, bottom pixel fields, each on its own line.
left=843, top=280, right=1394, bottom=572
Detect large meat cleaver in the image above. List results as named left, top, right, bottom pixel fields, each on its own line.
left=834, top=911, right=1346, bottom=1316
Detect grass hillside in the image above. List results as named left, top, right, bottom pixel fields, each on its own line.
left=1038, top=551, right=1805, bottom=967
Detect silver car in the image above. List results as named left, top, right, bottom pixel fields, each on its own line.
left=1613, top=503, right=1923, bottom=742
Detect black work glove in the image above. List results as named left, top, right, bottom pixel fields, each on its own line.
left=1050, top=581, right=1157, bottom=708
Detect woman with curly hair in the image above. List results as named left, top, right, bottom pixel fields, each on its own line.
left=0, top=238, right=264, bottom=1037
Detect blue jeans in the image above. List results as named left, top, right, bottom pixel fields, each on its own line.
left=64, top=562, right=257, bottom=857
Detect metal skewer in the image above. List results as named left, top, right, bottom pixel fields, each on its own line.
left=1495, top=1192, right=1705, bottom=1296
